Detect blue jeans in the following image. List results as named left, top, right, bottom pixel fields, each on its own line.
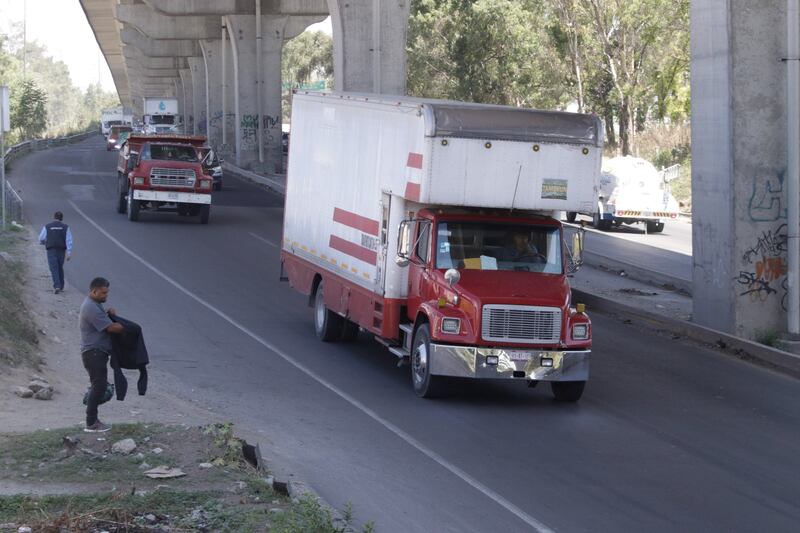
left=46, top=248, right=66, bottom=290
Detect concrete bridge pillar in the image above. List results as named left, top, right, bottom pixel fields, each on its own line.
left=691, top=0, right=792, bottom=338
left=179, top=68, right=194, bottom=133
left=173, top=78, right=184, bottom=126
left=200, top=39, right=223, bottom=149
left=329, top=0, right=410, bottom=94
left=188, top=57, right=207, bottom=135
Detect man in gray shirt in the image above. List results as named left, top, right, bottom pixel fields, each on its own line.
left=79, top=277, right=124, bottom=432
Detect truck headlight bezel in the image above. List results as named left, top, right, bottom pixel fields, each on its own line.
left=199, top=179, right=212, bottom=190
left=572, top=323, right=589, bottom=340
left=133, top=177, right=145, bottom=186
left=441, top=317, right=461, bottom=334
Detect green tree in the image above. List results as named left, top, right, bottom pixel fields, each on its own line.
left=10, top=78, right=47, bottom=139
left=408, top=0, right=568, bottom=108
left=282, top=31, right=333, bottom=122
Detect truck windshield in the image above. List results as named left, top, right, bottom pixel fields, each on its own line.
left=435, top=221, right=562, bottom=274
left=145, top=145, right=198, bottom=162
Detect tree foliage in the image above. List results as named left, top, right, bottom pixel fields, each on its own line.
left=10, top=78, right=47, bottom=139
left=0, top=25, right=120, bottom=144
left=281, top=31, right=333, bottom=122
left=407, top=0, right=691, bottom=155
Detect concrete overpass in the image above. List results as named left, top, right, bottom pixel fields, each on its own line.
left=79, top=0, right=800, bottom=344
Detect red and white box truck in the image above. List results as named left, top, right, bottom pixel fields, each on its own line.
left=281, top=92, right=602, bottom=400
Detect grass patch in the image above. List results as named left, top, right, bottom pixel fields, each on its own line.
left=755, top=329, right=779, bottom=348
left=0, top=231, right=39, bottom=367
left=0, top=423, right=374, bottom=532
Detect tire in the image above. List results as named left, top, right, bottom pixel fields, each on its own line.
left=213, top=182, right=222, bottom=191
left=127, top=191, right=140, bottom=221
left=646, top=221, right=665, bottom=233
left=565, top=211, right=577, bottom=223
left=199, top=204, right=211, bottom=225
left=314, top=281, right=343, bottom=342
left=592, top=212, right=611, bottom=231
left=340, top=319, right=360, bottom=342
left=411, top=324, right=442, bottom=398
left=116, top=175, right=128, bottom=214
left=550, top=381, right=586, bottom=402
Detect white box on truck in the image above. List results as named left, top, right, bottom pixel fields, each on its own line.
left=143, top=98, right=178, bottom=115
left=283, top=92, right=601, bottom=297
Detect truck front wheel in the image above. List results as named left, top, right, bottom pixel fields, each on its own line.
left=199, top=204, right=211, bottom=224
left=550, top=381, right=586, bottom=402
left=127, top=192, right=140, bottom=221
left=116, top=175, right=128, bottom=214
left=411, top=324, right=442, bottom=398
left=565, top=211, right=577, bottom=223
left=314, top=281, right=343, bottom=342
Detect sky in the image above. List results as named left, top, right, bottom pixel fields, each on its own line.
left=0, top=0, right=332, bottom=95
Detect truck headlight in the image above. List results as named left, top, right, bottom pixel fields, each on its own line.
left=199, top=179, right=212, bottom=190
left=572, top=324, right=589, bottom=340
left=133, top=177, right=145, bottom=185
left=441, top=318, right=461, bottom=334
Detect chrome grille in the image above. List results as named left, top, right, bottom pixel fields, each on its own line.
left=481, top=305, right=561, bottom=344
left=149, top=167, right=196, bottom=187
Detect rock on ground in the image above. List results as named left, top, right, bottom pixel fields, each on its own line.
left=33, top=388, right=53, bottom=401
left=111, top=438, right=137, bottom=455
left=27, top=380, right=52, bottom=393
left=13, top=387, right=33, bottom=398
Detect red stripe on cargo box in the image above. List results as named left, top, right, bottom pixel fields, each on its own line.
left=405, top=181, right=421, bottom=202
left=329, top=235, right=377, bottom=265
left=407, top=152, right=423, bottom=169
left=333, top=208, right=380, bottom=236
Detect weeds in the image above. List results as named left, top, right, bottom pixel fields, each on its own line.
left=0, top=231, right=39, bottom=367
left=755, top=329, right=779, bottom=348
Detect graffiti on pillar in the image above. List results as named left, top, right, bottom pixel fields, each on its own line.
left=240, top=114, right=259, bottom=150
left=262, top=114, right=280, bottom=130
left=735, top=222, right=789, bottom=311
left=747, top=169, right=787, bottom=222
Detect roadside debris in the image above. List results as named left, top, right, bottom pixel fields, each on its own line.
left=10, top=376, right=54, bottom=401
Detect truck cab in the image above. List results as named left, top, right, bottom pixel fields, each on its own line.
left=116, top=135, right=213, bottom=224
left=396, top=209, right=590, bottom=399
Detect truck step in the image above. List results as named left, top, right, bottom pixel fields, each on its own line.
left=388, top=346, right=410, bottom=358
left=399, top=323, right=414, bottom=335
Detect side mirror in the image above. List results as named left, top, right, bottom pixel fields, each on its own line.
left=445, top=268, right=461, bottom=286
left=395, top=219, right=413, bottom=268
left=567, top=227, right=585, bottom=274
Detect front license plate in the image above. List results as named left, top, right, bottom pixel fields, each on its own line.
left=506, top=350, right=532, bottom=362
left=167, top=192, right=179, bottom=200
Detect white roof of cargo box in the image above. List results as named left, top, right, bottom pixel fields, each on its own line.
left=294, top=91, right=603, bottom=147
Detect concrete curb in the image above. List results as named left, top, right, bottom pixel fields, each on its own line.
left=573, top=289, right=800, bottom=379
left=582, top=250, right=693, bottom=295
left=222, top=162, right=286, bottom=195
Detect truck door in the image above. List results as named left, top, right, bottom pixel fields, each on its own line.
left=407, top=219, right=432, bottom=321
left=376, top=192, right=391, bottom=293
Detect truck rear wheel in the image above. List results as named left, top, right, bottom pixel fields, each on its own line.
left=646, top=220, right=664, bottom=233
left=127, top=192, right=140, bottom=221
left=565, top=211, right=577, bottom=223
left=550, top=381, right=586, bottom=402
left=199, top=204, right=211, bottom=224
left=340, top=319, right=360, bottom=342
left=411, top=324, right=442, bottom=398
left=314, top=281, right=343, bottom=342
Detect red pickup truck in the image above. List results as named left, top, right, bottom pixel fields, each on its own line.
left=116, top=135, right=213, bottom=224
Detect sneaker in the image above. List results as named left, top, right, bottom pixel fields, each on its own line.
left=54, top=289, right=61, bottom=294
left=84, top=421, right=112, bottom=433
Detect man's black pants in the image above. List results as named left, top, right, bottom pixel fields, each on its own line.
left=81, top=349, right=109, bottom=426
left=46, top=248, right=65, bottom=290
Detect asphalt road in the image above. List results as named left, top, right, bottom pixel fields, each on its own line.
left=566, top=214, right=693, bottom=283
left=9, top=135, right=800, bottom=532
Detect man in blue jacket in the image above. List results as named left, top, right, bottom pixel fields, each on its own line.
left=38, top=211, right=73, bottom=294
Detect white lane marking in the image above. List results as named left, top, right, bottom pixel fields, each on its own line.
left=68, top=199, right=554, bottom=533
left=249, top=232, right=278, bottom=248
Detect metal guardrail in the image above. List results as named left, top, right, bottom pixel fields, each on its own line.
left=2, top=129, right=97, bottom=223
